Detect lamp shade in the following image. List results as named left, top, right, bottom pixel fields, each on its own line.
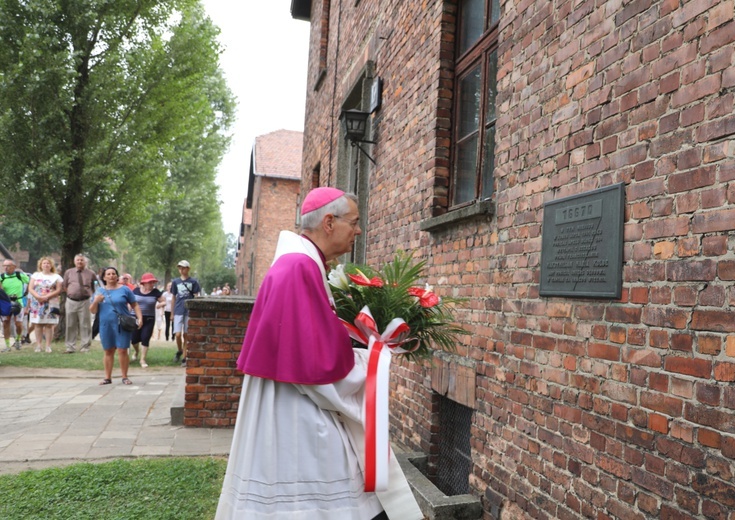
left=340, top=109, right=370, bottom=141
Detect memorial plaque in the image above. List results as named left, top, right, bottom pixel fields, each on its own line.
left=540, top=183, right=624, bottom=298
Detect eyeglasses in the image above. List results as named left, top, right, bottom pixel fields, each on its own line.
left=334, top=215, right=360, bottom=229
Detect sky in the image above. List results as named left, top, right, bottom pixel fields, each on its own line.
left=201, top=1, right=311, bottom=236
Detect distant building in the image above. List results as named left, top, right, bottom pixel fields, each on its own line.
left=235, top=129, right=303, bottom=296
left=235, top=208, right=252, bottom=294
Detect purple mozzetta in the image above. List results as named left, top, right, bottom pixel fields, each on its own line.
left=237, top=250, right=355, bottom=385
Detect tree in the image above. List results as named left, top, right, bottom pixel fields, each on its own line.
left=0, top=219, right=114, bottom=272
left=0, top=0, right=234, bottom=269
left=224, top=233, right=237, bottom=269
left=125, top=180, right=225, bottom=285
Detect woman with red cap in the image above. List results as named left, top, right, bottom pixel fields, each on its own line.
left=131, top=272, right=164, bottom=368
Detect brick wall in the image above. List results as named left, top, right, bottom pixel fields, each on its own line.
left=298, top=0, right=735, bottom=518
left=246, top=176, right=300, bottom=294
left=182, top=297, right=252, bottom=428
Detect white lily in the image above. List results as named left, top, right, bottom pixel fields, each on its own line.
left=328, top=264, right=350, bottom=290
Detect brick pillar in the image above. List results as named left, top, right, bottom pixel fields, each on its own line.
left=183, top=296, right=255, bottom=427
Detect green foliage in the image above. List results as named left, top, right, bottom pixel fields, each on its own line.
left=0, top=220, right=114, bottom=272
left=329, top=252, right=466, bottom=362
left=198, top=265, right=236, bottom=293
left=0, top=0, right=234, bottom=268
left=0, top=457, right=226, bottom=519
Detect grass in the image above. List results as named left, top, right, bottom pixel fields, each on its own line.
left=0, top=338, right=181, bottom=370
left=0, top=337, right=224, bottom=519
left=0, top=458, right=227, bottom=519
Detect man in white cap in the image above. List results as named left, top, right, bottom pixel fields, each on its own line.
left=170, top=260, right=200, bottom=366
left=216, top=188, right=422, bottom=520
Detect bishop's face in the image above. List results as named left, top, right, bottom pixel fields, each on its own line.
left=330, top=198, right=362, bottom=258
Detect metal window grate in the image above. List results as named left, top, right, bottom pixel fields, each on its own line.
left=435, top=395, right=473, bottom=496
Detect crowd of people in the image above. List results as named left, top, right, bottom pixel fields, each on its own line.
left=0, top=255, right=234, bottom=383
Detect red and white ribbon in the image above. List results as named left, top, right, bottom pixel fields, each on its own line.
left=342, top=306, right=415, bottom=492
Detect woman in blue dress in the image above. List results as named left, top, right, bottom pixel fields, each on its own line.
left=90, top=267, right=142, bottom=385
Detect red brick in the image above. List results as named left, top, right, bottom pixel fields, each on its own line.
left=643, top=217, right=690, bottom=239
left=698, top=335, right=722, bottom=356
left=703, top=236, right=728, bottom=256
left=718, top=261, right=735, bottom=280
left=691, top=310, right=735, bottom=332
left=641, top=391, right=683, bottom=417
left=589, top=342, right=621, bottom=361
left=692, top=473, right=735, bottom=508
left=671, top=333, right=694, bottom=352
left=664, top=357, right=713, bottom=378
left=696, top=114, right=735, bottom=143
left=642, top=307, right=689, bottom=329
left=623, top=347, right=662, bottom=367
left=668, top=166, right=717, bottom=193
left=604, top=306, right=642, bottom=324
left=649, top=413, right=669, bottom=433
left=714, top=362, right=735, bottom=382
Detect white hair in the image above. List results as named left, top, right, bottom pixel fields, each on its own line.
left=300, top=193, right=358, bottom=231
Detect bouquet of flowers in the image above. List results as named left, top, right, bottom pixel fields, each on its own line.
left=328, top=252, right=465, bottom=362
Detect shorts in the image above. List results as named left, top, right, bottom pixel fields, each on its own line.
left=1, top=308, right=23, bottom=321
left=173, top=314, right=189, bottom=334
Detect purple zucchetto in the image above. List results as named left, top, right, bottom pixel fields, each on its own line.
left=301, top=187, right=345, bottom=215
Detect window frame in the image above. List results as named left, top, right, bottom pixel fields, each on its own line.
left=450, top=0, right=500, bottom=209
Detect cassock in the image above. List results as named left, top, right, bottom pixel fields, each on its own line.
left=215, top=231, right=423, bottom=520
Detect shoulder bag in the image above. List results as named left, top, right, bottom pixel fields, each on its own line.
left=103, top=288, right=138, bottom=332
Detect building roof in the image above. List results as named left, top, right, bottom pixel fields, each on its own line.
left=253, top=129, right=304, bottom=180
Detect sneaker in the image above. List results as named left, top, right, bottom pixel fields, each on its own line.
left=45, top=347, right=52, bottom=353
left=181, top=358, right=187, bottom=367
left=174, top=351, right=182, bottom=363
left=0, top=346, right=10, bottom=353
left=13, top=340, right=21, bottom=350
left=23, top=335, right=31, bottom=344
left=80, top=347, right=90, bottom=353
left=63, top=349, right=76, bottom=354
left=34, top=347, right=41, bottom=353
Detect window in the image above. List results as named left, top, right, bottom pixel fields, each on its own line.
left=451, top=0, right=500, bottom=207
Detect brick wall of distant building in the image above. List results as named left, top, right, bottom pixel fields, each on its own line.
left=299, top=0, right=735, bottom=518
left=247, top=176, right=300, bottom=295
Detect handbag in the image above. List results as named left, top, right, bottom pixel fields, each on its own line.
left=117, top=313, right=138, bottom=332
left=103, top=288, right=138, bottom=332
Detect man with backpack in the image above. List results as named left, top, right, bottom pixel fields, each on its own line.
left=1, top=259, right=30, bottom=352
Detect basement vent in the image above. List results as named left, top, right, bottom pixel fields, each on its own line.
left=436, top=395, right=473, bottom=496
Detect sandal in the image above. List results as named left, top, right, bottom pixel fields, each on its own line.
left=140, top=362, right=148, bottom=368
left=99, top=379, right=112, bottom=385
left=121, top=378, right=133, bottom=385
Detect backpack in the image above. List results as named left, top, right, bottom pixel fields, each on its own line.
left=0, top=286, right=12, bottom=316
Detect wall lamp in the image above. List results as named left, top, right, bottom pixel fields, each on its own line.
left=340, top=109, right=376, bottom=165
